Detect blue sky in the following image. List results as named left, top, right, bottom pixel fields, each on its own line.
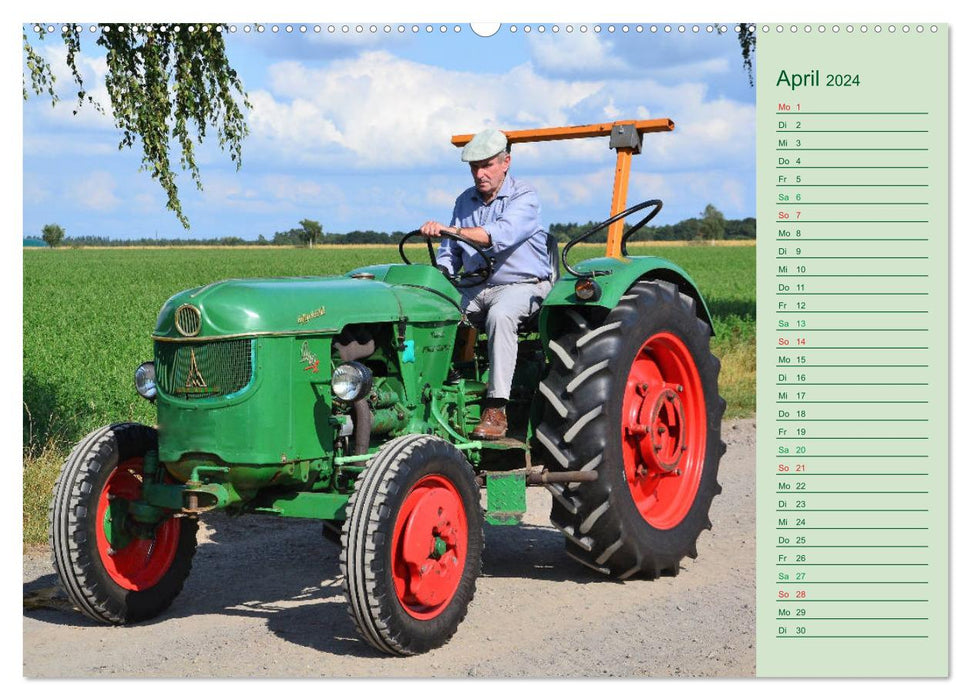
left=22, top=23, right=755, bottom=241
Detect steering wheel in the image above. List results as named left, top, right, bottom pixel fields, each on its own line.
left=560, top=199, right=663, bottom=278
left=398, top=230, right=495, bottom=288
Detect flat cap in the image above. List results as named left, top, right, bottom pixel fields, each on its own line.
left=461, top=128, right=508, bottom=162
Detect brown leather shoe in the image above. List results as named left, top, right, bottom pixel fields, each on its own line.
left=472, top=407, right=507, bottom=440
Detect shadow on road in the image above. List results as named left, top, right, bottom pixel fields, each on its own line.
left=24, top=512, right=598, bottom=657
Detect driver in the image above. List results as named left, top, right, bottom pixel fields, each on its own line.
left=419, top=128, right=553, bottom=440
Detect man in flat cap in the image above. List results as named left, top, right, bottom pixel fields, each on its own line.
left=419, top=128, right=553, bottom=440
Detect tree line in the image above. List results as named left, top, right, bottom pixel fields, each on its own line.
left=29, top=205, right=755, bottom=248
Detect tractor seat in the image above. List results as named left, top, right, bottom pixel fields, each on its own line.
left=517, top=234, right=560, bottom=334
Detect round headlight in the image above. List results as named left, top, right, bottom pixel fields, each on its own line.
left=135, top=361, right=157, bottom=401
left=332, top=361, right=373, bottom=402
left=574, top=277, right=602, bottom=302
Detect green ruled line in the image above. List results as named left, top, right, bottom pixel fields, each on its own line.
left=774, top=330, right=929, bottom=333
left=776, top=636, right=929, bottom=639
left=774, top=490, right=929, bottom=494
left=776, top=256, right=928, bottom=259
left=775, top=311, right=928, bottom=314
left=775, top=600, right=930, bottom=603
left=775, top=438, right=928, bottom=441
left=776, top=564, right=929, bottom=566
left=775, top=293, right=929, bottom=296
left=776, top=528, right=929, bottom=531
left=775, top=419, right=928, bottom=422
left=776, top=225, right=928, bottom=227
left=777, top=474, right=929, bottom=478
left=775, top=546, right=928, bottom=549
left=775, top=401, right=928, bottom=404
left=776, top=167, right=928, bottom=170
left=774, top=202, right=929, bottom=205
left=775, top=455, right=928, bottom=458
left=774, top=111, right=928, bottom=114
left=775, top=472, right=929, bottom=475
left=775, top=618, right=929, bottom=621
left=776, top=582, right=928, bottom=585
left=775, top=347, right=928, bottom=350
left=776, top=129, right=928, bottom=133
left=776, top=364, right=929, bottom=369
left=775, top=148, right=929, bottom=151
left=776, top=509, right=929, bottom=512
left=776, top=238, right=930, bottom=242
left=777, top=382, right=927, bottom=388
left=776, top=275, right=929, bottom=278
left=776, top=184, right=929, bottom=187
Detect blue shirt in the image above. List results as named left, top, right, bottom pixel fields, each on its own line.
left=436, top=175, right=552, bottom=285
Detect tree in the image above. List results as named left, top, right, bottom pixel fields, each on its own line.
left=297, top=219, right=324, bottom=248
left=736, top=24, right=756, bottom=86
left=23, top=24, right=250, bottom=229
left=41, top=223, right=65, bottom=248
left=697, top=204, right=726, bottom=241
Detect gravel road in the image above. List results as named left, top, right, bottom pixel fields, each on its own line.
left=22, top=419, right=756, bottom=678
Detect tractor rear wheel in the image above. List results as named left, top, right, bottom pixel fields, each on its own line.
left=49, top=423, right=198, bottom=623
left=535, top=280, right=724, bottom=578
left=340, top=434, right=483, bottom=655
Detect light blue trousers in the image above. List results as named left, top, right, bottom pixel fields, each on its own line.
left=460, top=279, right=553, bottom=400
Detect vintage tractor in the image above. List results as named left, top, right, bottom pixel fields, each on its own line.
left=49, top=120, right=724, bottom=655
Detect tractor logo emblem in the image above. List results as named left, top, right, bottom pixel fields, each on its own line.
left=185, top=348, right=208, bottom=389
left=297, top=306, right=326, bottom=324
left=300, top=341, right=320, bottom=373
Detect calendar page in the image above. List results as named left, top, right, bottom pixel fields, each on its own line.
left=19, top=15, right=951, bottom=681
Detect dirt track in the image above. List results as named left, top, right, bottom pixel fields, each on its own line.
left=22, top=419, right=755, bottom=679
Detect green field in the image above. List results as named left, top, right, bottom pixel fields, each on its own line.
left=22, top=243, right=755, bottom=543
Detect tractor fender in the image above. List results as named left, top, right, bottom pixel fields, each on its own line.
left=538, top=256, right=715, bottom=341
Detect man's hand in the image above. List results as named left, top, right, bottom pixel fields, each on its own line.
left=419, top=221, right=451, bottom=238
left=419, top=221, right=491, bottom=247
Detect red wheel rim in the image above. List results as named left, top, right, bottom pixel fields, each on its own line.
left=390, top=474, right=468, bottom=620
left=95, top=457, right=181, bottom=591
left=620, top=332, right=707, bottom=530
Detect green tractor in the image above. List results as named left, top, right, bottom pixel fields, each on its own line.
left=49, top=120, right=724, bottom=655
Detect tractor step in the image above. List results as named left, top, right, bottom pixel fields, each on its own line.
left=479, top=436, right=528, bottom=450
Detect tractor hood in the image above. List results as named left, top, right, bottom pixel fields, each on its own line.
left=152, top=264, right=463, bottom=340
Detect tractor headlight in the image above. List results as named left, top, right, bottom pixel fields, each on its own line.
left=135, top=361, right=157, bottom=401
left=574, top=277, right=602, bottom=302
left=332, top=361, right=373, bottom=402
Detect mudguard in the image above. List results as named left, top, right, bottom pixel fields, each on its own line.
left=538, top=256, right=715, bottom=343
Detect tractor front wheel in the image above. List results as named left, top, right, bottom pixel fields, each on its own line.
left=341, top=434, right=483, bottom=655
left=49, top=423, right=198, bottom=623
left=535, top=280, right=724, bottom=578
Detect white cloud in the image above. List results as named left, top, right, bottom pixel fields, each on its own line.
left=246, top=51, right=603, bottom=169
left=528, top=33, right=628, bottom=76
left=193, top=172, right=345, bottom=216
left=23, top=175, right=51, bottom=206
left=22, top=132, right=117, bottom=157
left=33, top=43, right=115, bottom=129
left=630, top=170, right=752, bottom=220
left=425, top=188, right=457, bottom=208
left=68, top=170, right=120, bottom=211
left=529, top=170, right=614, bottom=211
left=242, top=51, right=753, bottom=182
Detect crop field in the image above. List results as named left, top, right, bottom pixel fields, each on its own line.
left=22, top=243, right=754, bottom=543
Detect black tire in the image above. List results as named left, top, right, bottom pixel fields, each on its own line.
left=535, top=280, right=724, bottom=579
left=340, top=434, right=483, bottom=655
left=49, top=423, right=198, bottom=624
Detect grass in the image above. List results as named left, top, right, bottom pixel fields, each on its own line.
left=23, top=242, right=754, bottom=544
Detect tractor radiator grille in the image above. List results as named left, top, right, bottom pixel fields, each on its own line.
left=155, top=339, right=254, bottom=400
